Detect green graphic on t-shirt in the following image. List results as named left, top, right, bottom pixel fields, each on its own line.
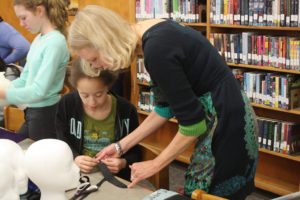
left=82, top=96, right=116, bottom=157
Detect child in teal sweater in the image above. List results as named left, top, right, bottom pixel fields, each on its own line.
left=0, top=0, right=69, bottom=140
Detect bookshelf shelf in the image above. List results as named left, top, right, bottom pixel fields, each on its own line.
left=139, top=142, right=192, bottom=164
left=228, top=63, right=300, bottom=75
left=251, top=103, right=300, bottom=115
left=137, top=82, right=150, bottom=87
left=259, top=148, right=300, bottom=162
left=182, top=22, right=207, bottom=27
left=137, top=110, right=178, bottom=123
left=256, top=149, right=300, bottom=195
left=255, top=172, right=299, bottom=196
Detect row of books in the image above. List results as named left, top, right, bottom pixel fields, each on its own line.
left=138, top=88, right=155, bottom=112
left=233, top=69, right=300, bottom=110
left=137, top=86, right=300, bottom=155
left=135, top=0, right=205, bottom=22
left=138, top=57, right=300, bottom=110
left=210, top=32, right=300, bottom=71
left=210, top=0, right=300, bottom=27
left=257, top=117, right=300, bottom=155
left=137, top=58, right=151, bottom=83
left=243, top=71, right=292, bottom=109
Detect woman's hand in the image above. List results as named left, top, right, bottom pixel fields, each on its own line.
left=128, top=160, right=159, bottom=188
left=74, top=155, right=98, bottom=173
left=101, top=158, right=127, bottom=174
left=95, top=143, right=119, bottom=161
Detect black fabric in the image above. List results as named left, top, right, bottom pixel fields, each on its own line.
left=165, top=194, right=192, bottom=200
left=20, top=179, right=41, bottom=200
left=55, top=91, right=141, bottom=181
left=26, top=191, right=41, bottom=200
left=97, top=162, right=127, bottom=188
left=0, top=56, right=6, bottom=71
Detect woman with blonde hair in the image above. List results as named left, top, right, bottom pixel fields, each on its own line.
left=0, top=0, right=69, bottom=140
left=69, top=5, right=258, bottom=200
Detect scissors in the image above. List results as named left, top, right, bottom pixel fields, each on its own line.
left=69, top=176, right=98, bottom=200
left=75, top=162, right=127, bottom=199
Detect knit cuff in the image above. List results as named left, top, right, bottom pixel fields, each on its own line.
left=154, top=106, right=173, bottom=119
left=179, top=119, right=207, bottom=136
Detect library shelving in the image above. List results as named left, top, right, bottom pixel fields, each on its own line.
left=132, top=0, right=300, bottom=196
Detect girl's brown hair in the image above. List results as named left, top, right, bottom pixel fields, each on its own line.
left=13, top=0, right=69, bottom=37
left=69, top=58, right=119, bottom=89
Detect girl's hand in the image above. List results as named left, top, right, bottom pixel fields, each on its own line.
left=101, top=158, right=127, bottom=174
left=74, top=155, right=98, bottom=173
left=128, top=160, right=159, bottom=188
left=95, top=143, right=119, bottom=161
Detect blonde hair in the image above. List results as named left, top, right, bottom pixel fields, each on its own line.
left=13, top=0, right=69, bottom=38
left=68, top=5, right=138, bottom=76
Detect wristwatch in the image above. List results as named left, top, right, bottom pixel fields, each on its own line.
left=115, top=142, right=123, bottom=156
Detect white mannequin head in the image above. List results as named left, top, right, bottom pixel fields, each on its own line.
left=24, top=139, right=80, bottom=200
left=0, top=163, right=20, bottom=200
left=0, top=139, right=28, bottom=196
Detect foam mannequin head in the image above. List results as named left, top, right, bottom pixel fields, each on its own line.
left=24, top=139, right=80, bottom=200
left=0, top=163, right=20, bottom=200
left=0, top=139, right=28, bottom=195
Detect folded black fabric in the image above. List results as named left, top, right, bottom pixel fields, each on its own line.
left=78, top=162, right=127, bottom=200
left=97, top=161, right=127, bottom=188
left=165, top=194, right=192, bottom=200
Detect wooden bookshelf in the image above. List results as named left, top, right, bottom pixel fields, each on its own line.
left=131, top=0, right=300, bottom=195
left=205, top=0, right=300, bottom=195
left=138, top=110, right=300, bottom=162
left=255, top=151, right=300, bottom=195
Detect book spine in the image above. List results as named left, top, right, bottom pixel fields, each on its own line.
left=249, top=0, right=254, bottom=25
left=286, top=0, right=291, bottom=26
left=263, top=120, right=269, bottom=149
